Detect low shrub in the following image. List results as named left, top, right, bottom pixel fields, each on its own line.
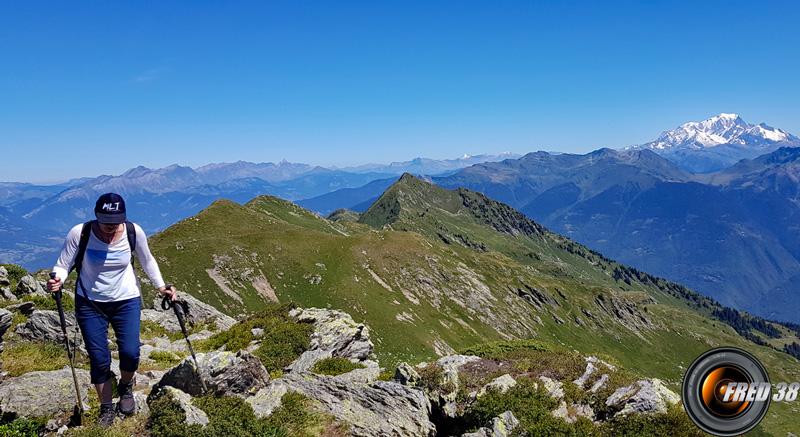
left=199, top=303, right=313, bottom=373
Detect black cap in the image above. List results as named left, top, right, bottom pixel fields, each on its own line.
left=94, top=193, right=127, bottom=224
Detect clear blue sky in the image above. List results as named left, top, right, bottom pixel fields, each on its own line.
left=2, top=1, right=799, bottom=183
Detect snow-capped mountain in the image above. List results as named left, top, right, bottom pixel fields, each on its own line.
left=628, top=113, right=800, bottom=172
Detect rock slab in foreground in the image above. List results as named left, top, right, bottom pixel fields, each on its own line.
left=253, top=373, right=435, bottom=437
left=0, top=367, right=90, bottom=419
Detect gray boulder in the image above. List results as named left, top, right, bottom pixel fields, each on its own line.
left=0, top=367, right=90, bottom=418
left=251, top=373, right=434, bottom=437
left=0, top=267, right=9, bottom=286
left=605, top=379, right=680, bottom=416
left=148, top=386, right=208, bottom=426
left=15, top=275, right=46, bottom=296
left=287, top=307, right=374, bottom=372
left=5, top=301, right=35, bottom=315
left=462, top=410, right=519, bottom=437
left=151, top=294, right=236, bottom=332
left=153, top=350, right=270, bottom=397
left=14, top=310, right=82, bottom=347
left=0, top=287, right=15, bottom=301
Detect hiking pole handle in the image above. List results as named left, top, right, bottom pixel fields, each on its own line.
left=49, top=271, right=63, bottom=301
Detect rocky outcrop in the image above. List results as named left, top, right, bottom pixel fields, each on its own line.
left=394, top=362, right=421, bottom=386
left=152, top=350, right=270, bottom=397
left=149, top=294, right=236, bottom=332
left=14, top=275, right=46, bottom=297
left=420, top=355, right=481, bottom=418
left=551, top=401, right=594, bottom=423
left=0, top=309, right=12, bottom=339
left=252, top=372, right=435, bottom=437
left=0, top=367, right=90, bottom=419
left=149, top=386, right=209, bottom=426
left=605, top=379, right=680, bottom=416
left=287, top=307, right=374, bottom=372
left=573, top=356, right=614, bottom=393
left=462, top=410, right=519, bottom=437
left=14, top=310, right=81, bottom=347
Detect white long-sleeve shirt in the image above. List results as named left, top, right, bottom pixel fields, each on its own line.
left=53, top=222, right=166, bottom=302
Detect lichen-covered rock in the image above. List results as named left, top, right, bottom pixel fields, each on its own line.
left=14, top=310, right=82, bottom=347
left=0, top=267, right=8, bottom=286
left=394, top=362, right=421, bottom=386
left=605, top=379, right=680, bottom=416
left=473, top=374, right=517, bottom=399
left=254, top=373, right=435, bottom=437
left=0, top=367, right=90, bottom=419
left=153, top=350, right=270, bottom=397
left=539, top=375, right=564, bottom=399
left=288, top=307, right=374, bottom=372
left=15, top=275, right=46, bottom=296
left=148, top=386, right=208, bottom=426
left=462, top=410, right=519, bottom=437
left=246, top=379, right=289, bottom=418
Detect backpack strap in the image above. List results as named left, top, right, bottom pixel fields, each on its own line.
left=71, top=220, right=94, bottom=278
left=126, top=221, right=136, bottom=266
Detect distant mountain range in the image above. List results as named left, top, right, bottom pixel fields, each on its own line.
left=0, top=154, right=515, bottom=269
left=4, top=114, right=800, bottom=323
left=627, top=113, right=800, bottom=172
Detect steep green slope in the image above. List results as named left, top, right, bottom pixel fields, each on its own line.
left=148, top=174, right=800, bottom=435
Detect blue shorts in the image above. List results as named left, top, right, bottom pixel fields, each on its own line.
left=75, top=295, right=141, bottom=384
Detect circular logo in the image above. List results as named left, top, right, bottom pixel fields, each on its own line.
left=682, top=347, right=771, bottom=436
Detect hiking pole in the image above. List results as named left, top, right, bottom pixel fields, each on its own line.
left=50, top=272, right=84, bottom=426
left=161, top=285, right=208, bottom=393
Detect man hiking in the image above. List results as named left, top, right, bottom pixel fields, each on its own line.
left=47, top=192, right=177, bottom=427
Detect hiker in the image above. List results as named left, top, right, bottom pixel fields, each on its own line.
left=47, top=192, right=177, bottom=426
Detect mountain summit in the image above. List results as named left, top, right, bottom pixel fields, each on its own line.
left=629, top=113, right=800, bottom=172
